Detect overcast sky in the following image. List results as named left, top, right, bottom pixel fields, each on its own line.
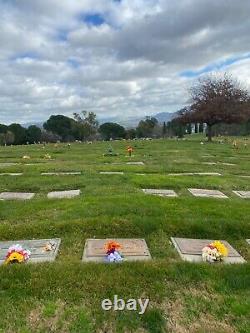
left=1, top=0, right=250, bottom=124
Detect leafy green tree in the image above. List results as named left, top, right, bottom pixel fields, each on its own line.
left=167, top=119, right=185, bottom=138
left=0, top=131, right=15, bottom=145
left=43, top=115, right=76, bottom=141
left=26, top=125, right=42, bottom=143
left=41, top=130, right=62, bottom=143
left=162, top=121, right=167, bottom=137
left=0, top=124, right=8, bottom=134
left=126, top=128, right=137, bottom=139
left=186, top=123, right=192, bottom=134
left=8, top=123, right=27, bottom=145
left=136, top=117, right=158, bottom=137
left=73, top=111, right=98, bottom=141
left=99, top=122, right=126, bottom=140
left=198, top=123, right=204, bottom=133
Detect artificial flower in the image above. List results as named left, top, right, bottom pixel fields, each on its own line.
left=4, top=244, right=31, bottom=265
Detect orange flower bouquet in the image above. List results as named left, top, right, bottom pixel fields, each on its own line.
left=104, top=241, right=123, bottom=263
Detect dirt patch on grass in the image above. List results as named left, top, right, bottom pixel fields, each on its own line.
left=28, top=300, right=69, bottom=333
left=161, top=287, right=236, bottom=333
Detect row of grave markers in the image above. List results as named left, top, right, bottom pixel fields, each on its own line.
left=142, top=188, right=250, bottom=199
left=1, top=188, right=249, bottom=200
left=0, top=238, right=248, bottom=265
left=1, top=171, right=250, bottom=178
left=0, top=171, right=223, bottom=176
left=0, top=190, right=81, bottom=200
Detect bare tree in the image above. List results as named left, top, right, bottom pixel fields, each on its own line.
left=73, top=111, right=99, bottom=141
left=178, top=74, right=250, bottom=141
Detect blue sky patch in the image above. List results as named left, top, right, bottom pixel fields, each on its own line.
left=56, top=29, right=69, bottom=42
left=10, top=51, right=39, bottom=62
left=79, top=13, right=105, bottom=26
left=67, top=58, right=81, bottom=69
left=180, top=53, right=250, bottom=78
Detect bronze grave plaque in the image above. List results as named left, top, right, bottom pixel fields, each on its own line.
left=171, top=237, right=245, bottom=264
left=82, top=238, right=151, bottom=262
left=0, top=238, right=61, bottom=265
left=188, top=188, right=228, bottom=198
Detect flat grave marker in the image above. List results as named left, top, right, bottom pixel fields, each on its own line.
left=220, top=162, right=236, bottom=166
left=188, top=188, right=228, bottom=198
left=171, top=237, right=245, bottom=264
left=126, top=162, right=145, bottom=165
left=202, top=162, right=236, bottom=166
left=0, top=238, right=61, bottom=265
left=0, top=192, right=35, bottom=200
left=201, top=155, right=215, bottom=158
left=99, top=171, right=124, bottom=175
left=47, top=189, right=80, bottom=199
left=82, top=238, right=151, bottom=262
left=202, top=162, right=217, bottom=165
left=42, top=172, right=81, bottom=176
left=168, top=172, right=221, bottom=176
left=0, top=163, right=19, bottom=167
left=104, top=163, right=121, bottom=165
left=24, top=163, right=41, bottom=166
left=233, top=191, right=250, bottom=199
left=142, top=189, right=178, bottom=197
left=0, top=173, right=23, bottom=176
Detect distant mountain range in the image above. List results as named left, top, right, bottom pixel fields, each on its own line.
left=22, top=121, right=44, bottom=128
left=22, top=112, right=178, bottom=129
left=98, top=111, right=178, bottom=127
left=154, top=112, right=178, bottom=123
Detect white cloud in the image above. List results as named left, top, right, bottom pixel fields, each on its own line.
left=0, top=0, right=250, bottom=124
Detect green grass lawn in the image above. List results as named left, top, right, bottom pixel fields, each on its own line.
left=0, top=135, right=249, bottom=333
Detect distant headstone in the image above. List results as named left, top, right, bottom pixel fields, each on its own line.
left=126, top=162, right=144, bottom=165
left=47, top=189, right=80, bottom=199
left=220, top=163, right=236, bottom=166
left=42, top=172, right=81, bottom=176
left=233, top=191, right=250, bottom=199
left=142, top=189, right=178, bottom=197
left=0, top=192, right=35, bottom=200
left=82, top=238, right=151, bottom=262
left=171, top=237, right=245, bottom=263
left=169, top=172, right=221, bottom=176
left=24, top=163, right=41, bottom=166
left=202, top=162, right=217, bottom=165
left=0, top=163, right=19, bottom=167
left=0, top=238, right=61, bottom=264
left=188, top=188, right=228, bottom=198
left=99, top=171, right=124, bottom=175
left=0, top=173, right=23, bottom=176
left=246, top=239, right=250, bottom=245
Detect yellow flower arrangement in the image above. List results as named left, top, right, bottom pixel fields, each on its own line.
left=4, top=252, right=25, bottom=265
left=4, top=244, right=31, bottom=265
left=211, top=241, right=228, bottom=257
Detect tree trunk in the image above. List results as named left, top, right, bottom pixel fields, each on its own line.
left=207, top=124, right=212, bottom=142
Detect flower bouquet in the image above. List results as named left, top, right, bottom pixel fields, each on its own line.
left=105, top=241, right=123, bottom=263
left=202, top=241, right=228, bottom=263
left=44, top=154, right=51, bottom=159
left=4, top=244, right=31, bottom=265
